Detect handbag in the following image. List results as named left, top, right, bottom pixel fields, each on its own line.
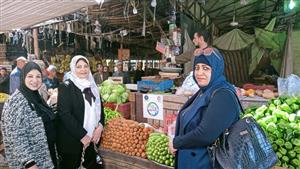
left=207, top=89, right=277, bottom=169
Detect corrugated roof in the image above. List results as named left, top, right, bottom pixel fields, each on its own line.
left=0, top=0, right=97, bottom=31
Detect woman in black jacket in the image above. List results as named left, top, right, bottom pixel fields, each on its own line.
left=57, top=55, right=104, bottom=169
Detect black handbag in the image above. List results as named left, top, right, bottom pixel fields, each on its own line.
left=208, top=90, right=277, bottom=169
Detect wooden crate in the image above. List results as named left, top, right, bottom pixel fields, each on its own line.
left=128, top=92, right=136, bottom=121
left=99, top=148, right=173, bottom=169
left=135, top=93, right=148, bottom=123
left=239, top=96, right=269, bottom=109
left=146, top=94, right=188, bottom=133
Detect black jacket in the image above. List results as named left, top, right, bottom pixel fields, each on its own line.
left=0, top=75, right=9, bottom=94
left=56, top=80, right=105, bottom=155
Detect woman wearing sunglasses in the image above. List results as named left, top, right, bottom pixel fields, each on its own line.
left=168, top=47, right=241, bottom=169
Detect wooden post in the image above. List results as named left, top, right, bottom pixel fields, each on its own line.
left=33, top=28, right=39, bottom=59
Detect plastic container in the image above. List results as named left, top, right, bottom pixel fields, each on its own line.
left=104, top=102, right=131, bottom=119
left=137, top=80, right=174, bottom=92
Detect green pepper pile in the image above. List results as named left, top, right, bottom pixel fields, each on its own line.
left=243, top=96, right=300, bottom=168
left=146, top=133, right=175, bottom=167
left=104, top=107, right=122, bottom=124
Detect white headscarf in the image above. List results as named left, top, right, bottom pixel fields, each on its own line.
left=69, top=55, right=101, bottom=137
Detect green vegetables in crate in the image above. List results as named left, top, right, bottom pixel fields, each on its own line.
left=146, top=133, right=175, bottom=167
left=104, top=107, right=122, bottom=124
left=242, top=96, right=300, bottom=168
left=99, top=79, right=129, bottom=104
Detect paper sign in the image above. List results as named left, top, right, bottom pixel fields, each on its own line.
left=143, top=94, right=163, bottom=120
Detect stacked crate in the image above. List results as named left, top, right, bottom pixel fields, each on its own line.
left=146, top=94, right=188, bottom=133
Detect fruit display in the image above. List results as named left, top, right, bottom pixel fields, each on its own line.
left=51, top=55, right=101, bottom=73
left=237, top=83, right=278, bottom=99
left=99, top=79, right=129, bottom=104
left=101, top=118, right=153, bottom=159
left=0, top=93, right=9, bottom=103
left=104, top=107, right=122, bottom=124
left=146, top=133, right=175, bottom=167
left=243, top=96, right=300, bottom=168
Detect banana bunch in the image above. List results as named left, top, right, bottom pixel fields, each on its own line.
left=0, top=93, right=9, bottom=103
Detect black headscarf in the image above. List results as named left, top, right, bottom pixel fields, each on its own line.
left=19, top=62, right=55, bottom=121
left=19, top=62, right=57, bottom=166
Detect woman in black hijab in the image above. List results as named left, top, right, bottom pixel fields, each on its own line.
left=19, top=62, right=57, bottom=167
left=1, top=62, right=56, bottom=169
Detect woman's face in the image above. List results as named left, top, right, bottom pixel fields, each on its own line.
left=25, top=69, right=42, bottom=91
left=75, top=60, right=90, bottom=79
left=194, top=63, right=212, bottom=87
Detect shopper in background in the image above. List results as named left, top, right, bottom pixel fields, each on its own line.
left=133, top=62, right=144, bottom=83
left=0, top=67, right=9, bottom=94
left=57, top=55, right=104, bottom=169
left=1, top=62, right=55, bottom=169
left=93, top=63, right=109, bottom=86
left=168, top=49, right=240, bottom=169
left=44, top=65, right=59, bottom=89
left=33, top=59, right=48, bottom=102
left=9, top=56, right=27, bottom=94
left=112, top=60, right=130, bottom=84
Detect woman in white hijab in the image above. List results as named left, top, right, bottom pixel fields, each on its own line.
left=56, top=55, right=104, bottom=169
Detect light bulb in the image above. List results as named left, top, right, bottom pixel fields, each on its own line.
left=95, top=0, right=104, bottom=4
left=151, top=0, right=157, bottom=7
left=289, top=0, right=295, bottom=10
left=133, top=7, right=138, bottom=14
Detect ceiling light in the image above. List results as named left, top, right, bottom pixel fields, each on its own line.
left=95, top=0, right=104, bottom=4
left=133, top=7, right=138, bottom=14
left=240, top=0, right=248, bottom=5
left=151, top=0, right=157, bottom=7
left=66, top=22, right=72, bottom=33
left=289, top=0, right=296, bottom=10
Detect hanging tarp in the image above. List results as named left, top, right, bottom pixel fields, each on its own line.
left=249, top=18, right=285, bottom=75
left=280, top=24, right=293, bottom=77
left=213, top=28, right=254, bottom=51
left=255, top=28, right=286, bottom=54
left=221, top=47, right=251, bottom=86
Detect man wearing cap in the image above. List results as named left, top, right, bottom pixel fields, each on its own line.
left=43, top=65, right=59, bottom=89
left=113, top=61, right=130, bottom=84
left=9, top=56, right=27, bottom=94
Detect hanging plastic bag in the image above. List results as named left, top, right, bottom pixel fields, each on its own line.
left=179, top=71, right=199, bottom=95
left=277, top=74, right=300, bottom=96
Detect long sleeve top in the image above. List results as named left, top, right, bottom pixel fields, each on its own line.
left=0, top=75, right=9, bottom=94
left=1, top=90, right=54, bottom=169
left=174, top=89, right=240, bottom=149
left=9, top=67, right=21, bottom=94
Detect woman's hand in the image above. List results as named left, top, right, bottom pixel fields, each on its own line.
left=81, top=135, right=91, bottom=149
left=168, top=137, right=177, bottom=155
left=92, top=124, right=103, bottom=144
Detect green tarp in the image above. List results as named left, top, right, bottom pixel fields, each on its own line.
left=213, top=28, right=254, bottom=50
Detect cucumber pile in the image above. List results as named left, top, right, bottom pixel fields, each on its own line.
left=243, top=96, right=300, bottom=168
left=146, top=133, right=175, bottom=167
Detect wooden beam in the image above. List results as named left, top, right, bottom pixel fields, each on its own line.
left=146, top=7, right=167, bottom=37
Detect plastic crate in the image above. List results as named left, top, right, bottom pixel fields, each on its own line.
left=137, top=80, right=174, bottom=92
left=104, top=102, right=131, bottom=119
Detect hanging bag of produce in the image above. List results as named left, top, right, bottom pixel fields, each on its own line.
left=208, top=89, right=277, bottom=169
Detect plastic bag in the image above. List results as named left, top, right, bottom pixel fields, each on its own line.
left=180, top=71, right=199, bottom=94
left=277, top=74, right=300, bottom=96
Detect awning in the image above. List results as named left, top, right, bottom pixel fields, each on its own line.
left=213, top=28, right=254, bottom=51
left=0, top=0, right=97, bottom=31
